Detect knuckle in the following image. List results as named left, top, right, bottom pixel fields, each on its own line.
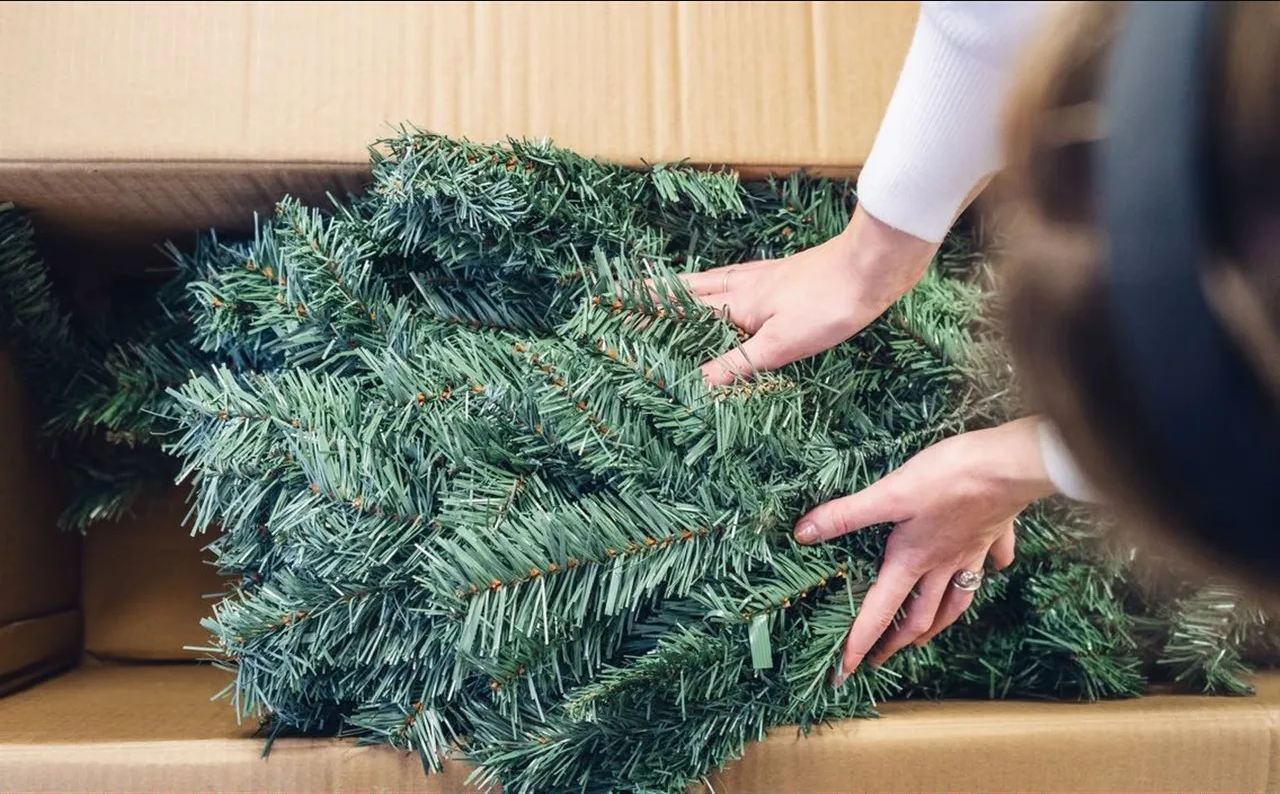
left=851, top=619, right=891, bottom=653
left=831, top=511, right=856, bottom=539
left=755, top=317, right=796, bottom=344
left=869, top=610, right=895, bottom=635
left=931, top=613, right=958, bottom=634
left=876, top=477, right=911, bottom=514
left=846, top=639, right=874, bottom=662
left=894, top=548, right=931, bottom=576
left=905, top=614, right=934, bottom=636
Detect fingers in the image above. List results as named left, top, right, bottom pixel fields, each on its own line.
left=914, top=553, right=987, bottom=648
left=696, top=292, right=731, bottom=312
left=634, top=261, right=756, bottom=311
left=694, top=292, right=748, bottom=329
left=988, top=521, right=1016, bottom=570
left=910, top=523, right=1017, bottom=650
left=835, top=561, right=919, bottom=685
left=794, top=476, right=904, bottom=545
left=701, top=326, right=793, bottom=387
left=676, top=260, right=772, bottom=296
left=867, top=567, right=952, bottom=667
left=674, top=269, right=732, bottom=296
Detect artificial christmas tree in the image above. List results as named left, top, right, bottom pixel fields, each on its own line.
left=1, top=130, right=1275, bottom=794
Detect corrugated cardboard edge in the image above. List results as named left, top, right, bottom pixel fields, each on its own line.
left=0, top=739, right=481, bottom=794
left=0, top=158, right=861, bottom=256
left=0, top=161, right=374, bottom=254
left=702, top=693, right=1280, bottom=793
left=4, top=703, right=1278, bottom=794
left=1271, top=703, right=1280, bottom=794
left=6, top=664, right=1280, bottom=794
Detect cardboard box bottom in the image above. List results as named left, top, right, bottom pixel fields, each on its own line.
left=0, top=665, right=478, bottom=793
left=2, top=664, right=1280, bottom=793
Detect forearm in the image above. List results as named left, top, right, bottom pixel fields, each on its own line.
left=856, top=1, right=1057, bottom=243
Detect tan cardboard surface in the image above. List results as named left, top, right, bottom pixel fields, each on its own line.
left=3, top=664, right=1280, bottom=793
left=703, top=683, right=1280, bottom=793
left=0, top=660, right=71, bottom=700
left=0, top=665, right=250, bottom=744
left=0, top=2, right=916, bottom=249
left=0, top=737, right=483, bottom=794
left=82, top=488, right=228, bottom=661
left=0, top=352, right=78, bottom=629
left=0, top=2, right=917, bottom=169
left=0, top=665, right=481, bottom=794
left=1, top=162, right=373, bottom=255
left=0, top=612, right=79, bottom=682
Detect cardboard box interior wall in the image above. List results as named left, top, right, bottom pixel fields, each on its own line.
left=3, top=2, right=1280, bottom=791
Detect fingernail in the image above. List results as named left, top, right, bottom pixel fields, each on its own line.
left=829, top=649, right=847, bottom=687
left=795, top=523, right=819, bottom=544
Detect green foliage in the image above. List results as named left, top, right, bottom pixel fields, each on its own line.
left=0, top=131, right=1275, bottom=794
left=0, top=202, right=200, bottom=530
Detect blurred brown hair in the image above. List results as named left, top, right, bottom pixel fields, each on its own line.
left=992, top=1, right=1280, bottom=589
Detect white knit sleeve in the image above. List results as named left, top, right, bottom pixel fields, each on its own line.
left=856, top=1, right=1058, bottom=243
left=1039, top=420, right=1102, bottom=503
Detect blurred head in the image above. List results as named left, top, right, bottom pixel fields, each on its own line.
left=995, top=1, right=1280, bottom=591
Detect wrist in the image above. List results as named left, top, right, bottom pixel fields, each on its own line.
left=837, top=205, right=938, bottom=306
left=980, top=417, right=1060, bottom=504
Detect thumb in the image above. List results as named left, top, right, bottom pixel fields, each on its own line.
left=701, top=327, right=791, bottom=387
left=795, top=477, right=904, bottom=545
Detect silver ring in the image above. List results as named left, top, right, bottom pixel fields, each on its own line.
left=720, top=270, right=731, bottom=293
left=951, top=569, right=983, bottom=592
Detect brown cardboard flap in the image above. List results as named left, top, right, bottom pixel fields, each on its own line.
left=0, top=611, right=79, bottom=678
left=4, top=664, right=1280, bottom=793
left=83, top=487, right=229, bottom=662
left=2, top=162, right=373, bottom=261
left=0, top=2, right=917, bottom=169
left=1, top=1, right=912, bottom=251
left=0, top=611, right=79, bottom=695
left=0, top=660, right=72, bottom=700
left=0, top=352, right=78, bottom=629
left=1, top=159, right=864, bottom=272
left=703, top=680, right=1280, bottom=793
left=0, top=665, right=249, bottom=744
left=0, top=665, right=480, bottom=794
left=0, top=739, right=481, bottom=794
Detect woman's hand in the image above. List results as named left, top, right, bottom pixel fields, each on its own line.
left=679, top=205, right=939, bottom=387
left=794, top=417, right=1059, bottom=685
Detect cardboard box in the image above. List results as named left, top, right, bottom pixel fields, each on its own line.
left=2, top=1, right=1278, bottom=791
left=0, top=0, right=915, bottom=250
left=81, top=487, right=228, bottom=662
left=3, top=663, right=1280, bottom=793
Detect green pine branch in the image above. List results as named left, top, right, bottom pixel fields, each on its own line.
left=4, top=128, right=1280, bottom=794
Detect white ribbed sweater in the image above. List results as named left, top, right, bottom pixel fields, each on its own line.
left=855, top=1, right=1097, bottom=501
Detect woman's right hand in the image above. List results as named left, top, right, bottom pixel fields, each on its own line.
left=679, top=205, right=940, bottom=387
left=793, top=417, right=1058, bottom=682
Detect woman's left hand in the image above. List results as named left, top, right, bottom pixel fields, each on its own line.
left=794, top=417, right=1059, bottom=685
